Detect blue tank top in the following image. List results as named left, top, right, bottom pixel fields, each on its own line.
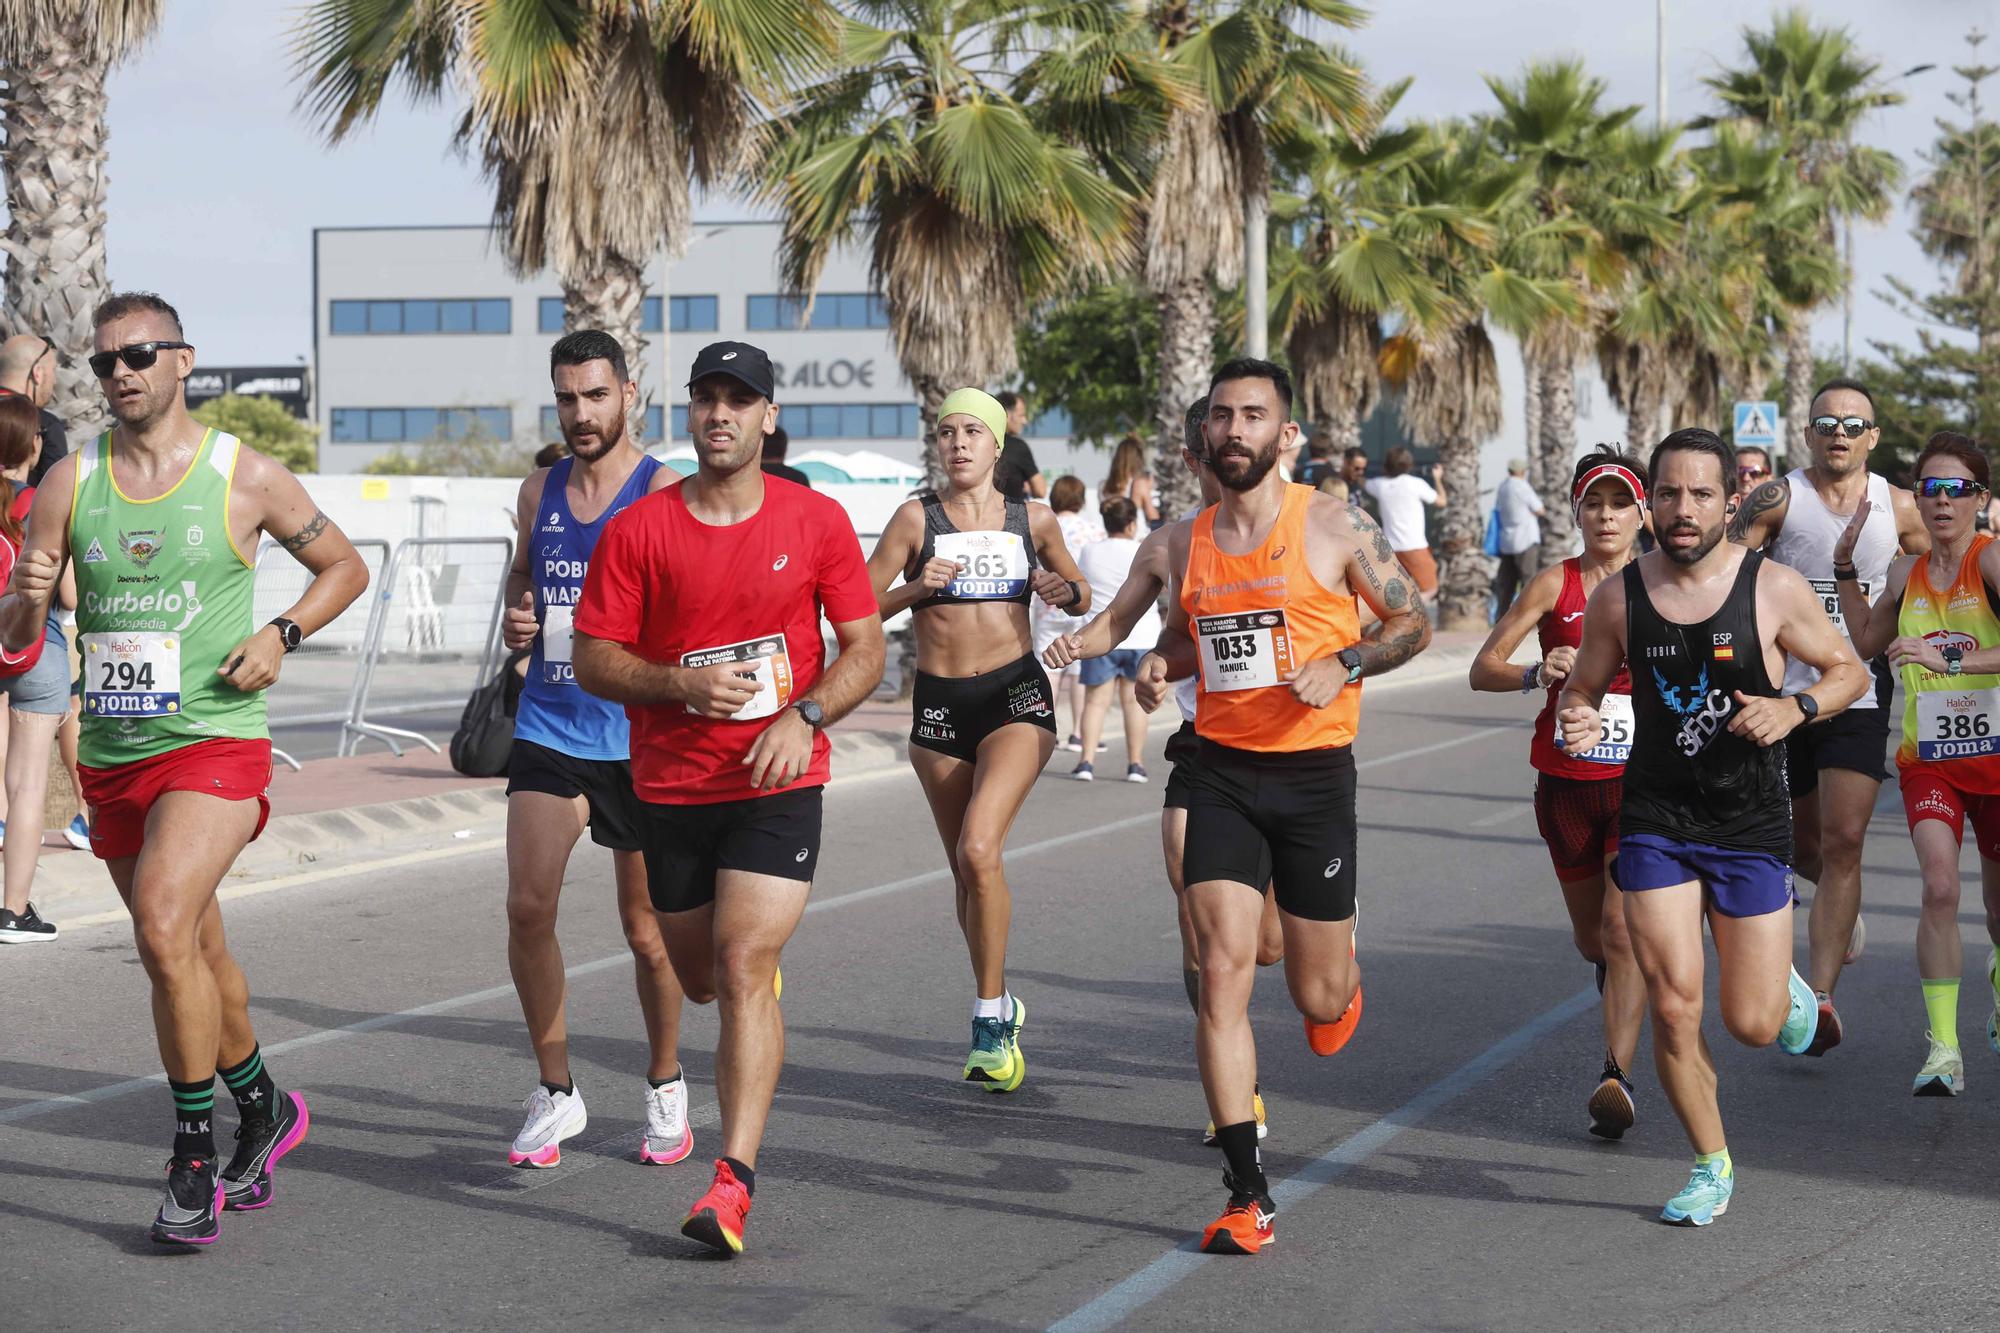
left=514, top=454, right=664, bottom=761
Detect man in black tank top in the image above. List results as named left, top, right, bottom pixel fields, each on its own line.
left=1557, top=429, right=1869, bottom=1228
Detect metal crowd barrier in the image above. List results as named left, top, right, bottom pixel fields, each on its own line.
left=256, top=537, right=392, bottom=770
left=339, top=536, right=514, bottom=757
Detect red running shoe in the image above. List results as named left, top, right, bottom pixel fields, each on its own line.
left=1200, top=1188, right=1275, bottom=1255
left=1805, top=993, right=1843, bottom=1057
left=682, top=1159, right=752, bottom=1256
left=1304, top=984, right=1363, bottom=1056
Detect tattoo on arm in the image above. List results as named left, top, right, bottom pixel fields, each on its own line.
left=1728, top=480, right=1786, bottom=545
left=279, top=510, right=330, bottom=554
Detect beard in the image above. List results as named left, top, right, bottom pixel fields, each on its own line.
left=1660, top=518, right=1725, bottom=565
left=1212, top=438, right=1280, bottom=492
left=564, top=414, right=625, bottom=460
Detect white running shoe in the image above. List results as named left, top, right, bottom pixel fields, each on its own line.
left=1844, top=915, right=1866, bottom=966
left=640, top=1078, right=693, bottom=1165
left=1913, top=1032, right=1965, bottom=1097
left=508, top=1083, right=586, bottom=1167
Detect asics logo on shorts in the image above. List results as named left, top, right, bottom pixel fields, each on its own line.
left=794, top=847, right=809, bottom=863
left=1324, top=857, right=1342, bottom=878
left=773, top=554, right=789, bottom=571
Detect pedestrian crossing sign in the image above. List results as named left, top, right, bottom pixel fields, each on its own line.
left=1733, top=401, right=1779, bottom=447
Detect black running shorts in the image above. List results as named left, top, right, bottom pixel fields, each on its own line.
left=1163, top=720, right=1201, bottom=811
left=505, top=738, right=644, bottom=852
left=637, top=787, right=823, bottom=914
left=910, top=653, right=1057, bottom=762
left=1785, top=695, right=1890, bottom=797
left=1181, top=738, right=1357, bottom=922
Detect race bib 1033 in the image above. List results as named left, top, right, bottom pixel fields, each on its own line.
left=1195, top=610, right=1296, bottom=693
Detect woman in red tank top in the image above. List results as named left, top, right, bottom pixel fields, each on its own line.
left=1471, top=446, right=1649, bottom=1139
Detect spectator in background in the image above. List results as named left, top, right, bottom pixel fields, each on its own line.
left=1319, top=476, right=1350, bottom=502
left=0, top=333, right=69, bottom=486
left=992, top=391, right=1046, bottom=501
left=1037, top=475, right=1104, bottom=754
left=1294, top=430, right=1337, bottom=487
left=1734, top=445, right=1773, bottom=498
left=1070, top=495, right=1157, bottom=783
left=1364, top=446, right=1445, bottom=598
left=1491, top=457, right=1545, bottom=616
left=1101, top=435, right=1159, bottom=532
left=1342, top=446, right=1377, bottom=521
left=533, top=441, right=568, bottom=469
left=761, top=425, right=812, bottom=488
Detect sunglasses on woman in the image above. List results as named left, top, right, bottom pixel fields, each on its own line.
left=1918, top=477, right=1989, bottom=499
left=1809, top=415, right=1875, bottom=439
left=88, top=340, right=191, bottom=379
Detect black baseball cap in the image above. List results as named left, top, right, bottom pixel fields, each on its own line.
left=687, top=341, right=776, bottom=401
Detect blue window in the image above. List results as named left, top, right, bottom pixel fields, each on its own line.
left=475, top=299, right=511, bottom=334
left=540, top=405, right=560, bottom=440
left=671, top=405, right=689, bottom=440
left=747, top=293, right=888, bottom=332
left=1027, top=406, right=1073, bottom=437
left=671, top=295, right=718, bottom=332
left=641, top=296, right=663, bottom=334
left=439, top=300, right=474, bottom=333
left=330, top=301, right=367, bottom=335
left=538, top=298, right=564, bottom=335
left=869, top=404, right=903, bottom=438
left=330, top=408, right=364, bottom=441
left=367, top=408, right=403, bottom=442
left=332, top=298, right=514, bottom=335
left=366, top=301, right=402, bottom=334
left=757, top=402, right=919, bottom=440
left=643, top=405, right=664, bottom=440
left=403, top=408, right=440, bottom=442
left=329, top=407, right=510, bottom=444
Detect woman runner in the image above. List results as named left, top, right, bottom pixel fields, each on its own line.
left=866, top=387, right=1089, bottom=1092
left=1836, top=431, right=2000, bottom=1096
left=1470, top=446, right=1650, bottom=1137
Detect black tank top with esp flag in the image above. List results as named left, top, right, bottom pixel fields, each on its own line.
left=1619, top=550, right=1792, bottom=861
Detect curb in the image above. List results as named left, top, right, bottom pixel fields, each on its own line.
left=23, top=638, right=1492, bottom=918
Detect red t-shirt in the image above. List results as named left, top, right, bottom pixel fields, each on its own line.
left=574, top=475, right=877, bottom=804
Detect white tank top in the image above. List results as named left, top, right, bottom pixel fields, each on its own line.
left=1769, top=467, right=1897, bottom=707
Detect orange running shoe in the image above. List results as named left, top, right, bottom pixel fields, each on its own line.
left=1304, top=984, right=1363, bottom=1056
left=1200, top=1188, right=1275, bottom=1255
left=681, top=1159, right=752, bottom=1256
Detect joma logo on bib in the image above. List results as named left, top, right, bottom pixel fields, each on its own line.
left=82, top=579, right=205, bottom=633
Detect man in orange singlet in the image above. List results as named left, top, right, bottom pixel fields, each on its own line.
left=1136, top=358, right=1432, bottom=1254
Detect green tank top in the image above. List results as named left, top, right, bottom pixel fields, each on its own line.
left=70, top=428, right=264, bottom=766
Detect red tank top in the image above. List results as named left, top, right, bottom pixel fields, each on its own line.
left=1530, top=558, right=1631, bottom=779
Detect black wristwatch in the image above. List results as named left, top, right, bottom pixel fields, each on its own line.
left=791, top=699, right=826, bottom=729
left=268, top=617, right=303, bottom=654
left=1337, top=647, right=1364, bottom=684
left=1944, top=645, right=1966, bottom=676
left=1795, top=693, right=1819, bottom=723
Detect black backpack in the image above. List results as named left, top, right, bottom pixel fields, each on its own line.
left=449, top=650, right=529, bottom=778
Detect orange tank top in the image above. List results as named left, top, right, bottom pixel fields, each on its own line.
left=1180, top=484, right=1361, bottom=752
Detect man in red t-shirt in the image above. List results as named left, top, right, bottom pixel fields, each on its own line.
left=573, top=340, right=885, bottom=1256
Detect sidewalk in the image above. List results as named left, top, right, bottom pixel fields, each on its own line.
left=22, top=629, right=1496, bottom=918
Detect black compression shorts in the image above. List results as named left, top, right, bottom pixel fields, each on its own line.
left=1181, top=738, right=1357, bottom=921
left=506, top=738, right=644, bottom=852
left=637, top=787, right=822, bottom=913
left=1163, top=720, right=1201, bottom=811
left=910, top=654, right=1057, bottom=762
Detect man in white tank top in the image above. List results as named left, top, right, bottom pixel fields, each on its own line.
left=1731, top=378, right=1929, bottom=1055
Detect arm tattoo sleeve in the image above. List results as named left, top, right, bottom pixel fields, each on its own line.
left=278, top=510, right=330, bottom=553
left=1728, top=480, right=1787, bottom=545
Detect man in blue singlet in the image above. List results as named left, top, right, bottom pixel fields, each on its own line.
left=500, top=331, right=690, bottom=1170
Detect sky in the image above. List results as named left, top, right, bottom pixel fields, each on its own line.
left=20, top=0, right=1995, bottom=368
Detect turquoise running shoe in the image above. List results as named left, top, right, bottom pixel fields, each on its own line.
left=1776, top=965, right=1818, bottom=1056
left=1987, top=950, right=2000, bottom=1059
left=1660, top=1160, right=1734, bottom=1226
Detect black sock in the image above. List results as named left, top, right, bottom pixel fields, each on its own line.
left=723, top=1155, right=756, bottom=1198
left=170, top=1076, right=216, bottom=1162
left=1212, top=1121, right=1267, bottom=1199
left=647, top=1067, right=684, bottom=1090
left=1182, top=969, right=1200, bottom=1014
left=540, top=1077, right=573, bottom=1097
left=218, top=1045, right=278, bottom=1127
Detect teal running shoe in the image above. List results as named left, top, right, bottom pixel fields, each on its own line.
left=962, top=997, right=1027, bottom=1092
left=1987, top=951, right=2000, bottom=1059
left=1660, top=1161, right=1734, bottom=1226
left=1776, top=966, right=1818, bottom=1056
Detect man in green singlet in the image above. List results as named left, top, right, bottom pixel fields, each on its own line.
left=0, top=293, right=369, bottom=1246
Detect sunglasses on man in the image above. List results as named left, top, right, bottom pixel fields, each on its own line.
left=88, top=340, right=191, bottom=379
left=1736, top=466, right=1769, bottom=480
left=1917, top=477, right=1989, bottom=499
left=1809, top=415, right=1875, bottom=439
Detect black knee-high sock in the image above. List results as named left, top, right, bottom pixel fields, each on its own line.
left=218, top=1045, right=278, bottom=1127
left=170, top=1076, right=216, bottom=1162
left=1213, top=1121, right=1267, bottom=1199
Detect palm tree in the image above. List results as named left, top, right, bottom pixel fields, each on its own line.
left=293, top=0, right=830, bottom=432
left=1, top=1, right=163, bottom=430
left=1133, top=1, right=1369, bottom=510
left=761, top=1, right=1135, bottom=484
left=1700, top=7, right=1905, bottom=454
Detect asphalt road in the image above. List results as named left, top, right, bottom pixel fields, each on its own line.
left=4, top=675, right=1998, bottom=1331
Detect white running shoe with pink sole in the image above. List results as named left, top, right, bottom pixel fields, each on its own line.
left=641, top=1078, right=693, bottom=1165
left=508, top=1083, right=586, bottom=1167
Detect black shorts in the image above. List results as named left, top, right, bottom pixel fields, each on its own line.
left=910, top=654, right=1057, bottom=762
left=637, top=786, right=823, bottom=914
left=1163, top=720, right=1201, bottom=810
left=1785, top=697, right=1890, bottom=797
left=505, top=738, right=643, bottom=852
left=1181, top=738, right=1357, bottom=922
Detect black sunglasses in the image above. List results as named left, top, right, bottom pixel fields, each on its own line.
left=89, top=341, right=191, bottom=378
left=1918, top=477, right=1989, bottom=500
left=1810, top=415, right=1875, bottom=439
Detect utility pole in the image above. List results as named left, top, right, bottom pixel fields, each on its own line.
left=1657, top=0, right=1668, bottom=128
